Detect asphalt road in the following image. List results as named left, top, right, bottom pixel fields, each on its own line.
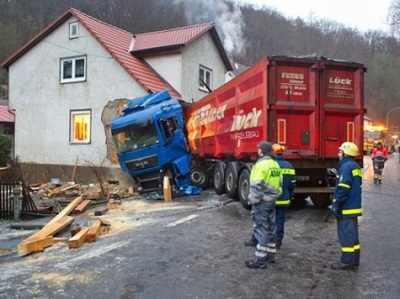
left=1, top=154, right=400, bottom=298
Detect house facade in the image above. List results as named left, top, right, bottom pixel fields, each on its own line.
left=1, top=8, right=232, bottom=185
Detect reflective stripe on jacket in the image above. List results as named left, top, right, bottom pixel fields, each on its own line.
left=333, top=157, right=362, bottom=217
left=248, top=155, right=282, bottom=205
left=276, top=155, right=296, bottom=207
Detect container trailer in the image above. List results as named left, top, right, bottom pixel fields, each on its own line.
left=111, top=55, right=366, bottom=208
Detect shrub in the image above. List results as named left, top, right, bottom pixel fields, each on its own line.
left=0, top=135, right=11, bottom=167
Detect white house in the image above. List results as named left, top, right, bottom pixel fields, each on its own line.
left=1, top=8, right=232, bottom=185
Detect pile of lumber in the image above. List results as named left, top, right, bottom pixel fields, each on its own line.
left=17, top=196, right=111, bottom=256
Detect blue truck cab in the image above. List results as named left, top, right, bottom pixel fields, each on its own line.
left=111, top=90, right=192, bottom=192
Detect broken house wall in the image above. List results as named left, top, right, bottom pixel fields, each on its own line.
left=7, top=16, right=145, bottom=171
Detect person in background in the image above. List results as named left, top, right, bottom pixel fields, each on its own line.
left=371, top=141, right=388, bottom=184
left=272, top=143, right=296, bottom=250
left=245, top=141, right=282, bottom=269
left=331, top=142, right=362, bottom=271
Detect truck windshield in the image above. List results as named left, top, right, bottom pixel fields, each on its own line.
left=112, top=120, right=159, bottom=153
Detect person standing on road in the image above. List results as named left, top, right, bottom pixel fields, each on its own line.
left=272, top=143, right=296, bottom=250
left=371, top=142, right=388, bottom=184
left=245, top=141, right=282, bottom=269
left=331, top=142, right=362, bottom=271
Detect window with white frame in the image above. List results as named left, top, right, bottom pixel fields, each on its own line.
left=60, top=56, right=86, bottom=83
left=70, top=109, right=91, bottom=143
left=69, top=22, right=79, bottom=39
left=199, top=65, right=213, bottom=91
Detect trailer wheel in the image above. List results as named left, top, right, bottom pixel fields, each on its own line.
left=291, top=194, right=309, bottom=209
left=225, top=162, right=239, bottom=199
left=213, top=162, right=226, bottom=195
left=238, top=168, right=251, bottom=209
left=310, top=193, right=333, bottom=208
left=190, top=166, right=209, bottom=189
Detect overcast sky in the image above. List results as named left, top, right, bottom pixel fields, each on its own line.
left=236, top=0, right=393, bottom=32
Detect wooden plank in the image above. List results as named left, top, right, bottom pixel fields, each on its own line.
left=73, top=199, right=92, bottom=214
left=70, top=156, right=78, bottom=182
left=99, top=218, right=111, bottom=226
left=47, top=183, right=79, bottom=198
left=108, top=202, right=118, bottom=210
left=94, top=207, right=109, bottom=216
left=68, top=227, right=89, bottom=249
left=86, top=220, right=101, bottom=243
left=17, top=196, right=82, bottom=256
left=18, top=236, right=54, bottom=256
left=35, top=215, right=75, bottom=238
left=70, top=225, right=81, bottom=237
left=53, top=196, right=83, bottom=220
left=53, top=237, right=69, bottom=243
left=18, top=216, right=74, bottom=256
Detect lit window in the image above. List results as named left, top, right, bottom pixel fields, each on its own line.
left=60, top=56, right=86, bottom=83
left=199, top=65, right=213, bottom=91
left=69, top=22, right=79, bottom=39
left=70, top=110, right=91, bottom=143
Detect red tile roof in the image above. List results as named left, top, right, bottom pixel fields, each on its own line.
left=0, top=106, right=15, bottom=123
left=2, top=8, right=180, bottom=98
left=2, top=8, right=232, bottom=100
left=130, top=23, right=232, bottom=70
left=131, top=23, right=214, bottom=52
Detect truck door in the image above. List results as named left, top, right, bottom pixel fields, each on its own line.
left=267, top=57, right=318, bottom=159
left=319, top=60, right=365, bottom=160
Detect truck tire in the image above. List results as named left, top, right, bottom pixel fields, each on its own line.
left=238, top=168, right=251, bottom=209
left=190, top=166, right=209, bottom=189
left=213, top=161, right=226, bottom=195
left=225, top=162, right=240, bottom=199
left=291, top=194, right=309, bottom=209
left=310, top=193, right=333, bottom=208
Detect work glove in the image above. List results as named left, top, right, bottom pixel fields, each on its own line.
left=331, top=205, right=341, bottom=219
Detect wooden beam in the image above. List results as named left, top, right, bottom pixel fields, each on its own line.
left=47, top=183, right=79, bottom=198
left=17, top=196, right=83, bottom=256
left=86, top=220, right=101, bottom=243
left=99, top=218, right=111, bottom=226
left=68, top=227, right=89, bottom=249
left=94, top=207, right=109, bottom=216
left=70, top=225, right=82, bottom=237
left=73, top=199, right=92, bottom=214
left=17, top=236, right=54, bottom=256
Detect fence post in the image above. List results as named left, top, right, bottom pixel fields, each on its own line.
left=13, top=186, right=22, bottom=220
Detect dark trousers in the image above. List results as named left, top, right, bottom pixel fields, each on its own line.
left=275, top=207, right=286, bottom=246
left=337, top=217, right=360, bottom=265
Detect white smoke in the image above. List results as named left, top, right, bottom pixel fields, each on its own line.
left=172, top=0, right=246, bottom=57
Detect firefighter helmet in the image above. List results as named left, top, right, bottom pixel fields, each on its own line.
left=272, top=143, right=286, bottom=154
left=339, top=142, right=359, bottom=157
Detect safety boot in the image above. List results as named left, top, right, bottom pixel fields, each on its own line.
left=244, top=237, right=257, bottom=247
left=330, top=261, right=357, bottom=271
left=245, top=258, right=266, bottom=269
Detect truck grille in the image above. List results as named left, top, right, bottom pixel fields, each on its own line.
left=126, top=155, right=158, bottom=171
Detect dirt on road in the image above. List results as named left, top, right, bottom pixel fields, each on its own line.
left=0, top=174, right=396, bottom=299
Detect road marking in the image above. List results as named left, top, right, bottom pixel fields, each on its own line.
left=167, top=214, right=199, bottom=227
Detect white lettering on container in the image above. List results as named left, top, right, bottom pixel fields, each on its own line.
left=230, top=108, right=262, bottom=131
left=329, top=77, right=352, bottom=85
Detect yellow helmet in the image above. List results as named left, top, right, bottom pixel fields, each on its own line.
left=339, top=142, right=359, bottom=157
left=272, top=143, right=286, bottom=154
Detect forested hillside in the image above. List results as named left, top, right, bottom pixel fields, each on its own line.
left=1, top=0, right=400, bottom=122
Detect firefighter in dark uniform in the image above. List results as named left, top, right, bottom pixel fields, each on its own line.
left=331, top=141, right=362, bottom=270
left=272, top=143, right=296, bottom=250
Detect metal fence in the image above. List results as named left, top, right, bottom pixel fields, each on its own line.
left=0, top=182, right=37, bottom=220
left=0, top=182, right=17, bottom=220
